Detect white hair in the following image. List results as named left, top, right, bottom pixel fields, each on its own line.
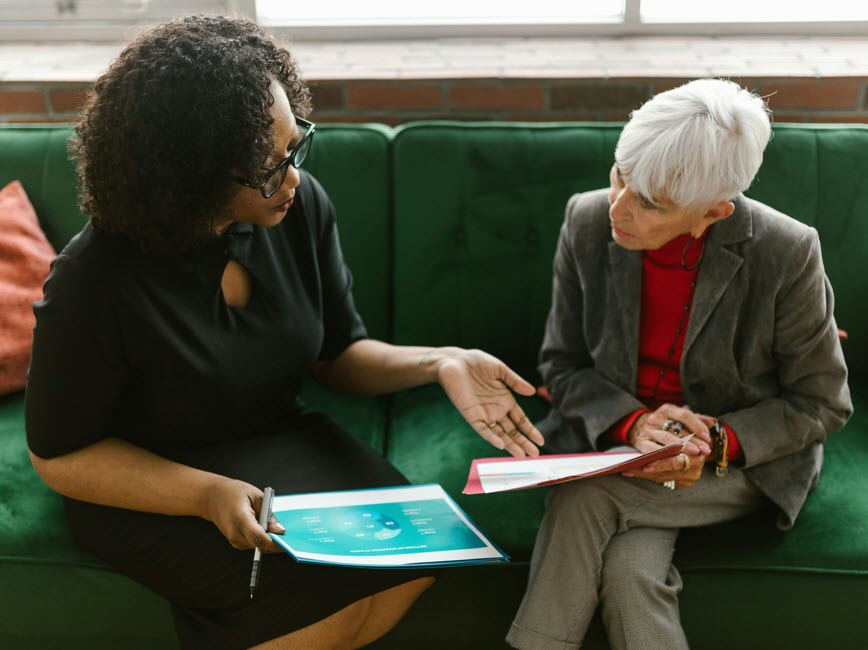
left=615, top=78, right=772, bottom=210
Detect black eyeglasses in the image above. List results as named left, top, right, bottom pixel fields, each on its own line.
left=234, top=118, right=316, bottom=199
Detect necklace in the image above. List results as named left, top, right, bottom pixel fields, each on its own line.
left=647, top=235, right=705, bottom=402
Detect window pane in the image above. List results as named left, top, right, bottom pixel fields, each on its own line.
left=642, top=0, right=868, bottom=22
left=0, top=0, right=227, bottom=22
left=258, top=0, right=624, bottom=25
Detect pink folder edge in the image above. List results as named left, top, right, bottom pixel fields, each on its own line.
left=462, top=439, right=688, bottom=495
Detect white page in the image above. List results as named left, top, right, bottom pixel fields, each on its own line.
left=477, top=452, right=641, bottom=492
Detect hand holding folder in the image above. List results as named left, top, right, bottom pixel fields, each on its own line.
left=463, top=435, right=693, bottom=495
left=267, top=484, right=508, bottom=568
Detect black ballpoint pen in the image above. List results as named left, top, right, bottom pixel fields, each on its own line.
left=250, top=486, right=274, bottom=599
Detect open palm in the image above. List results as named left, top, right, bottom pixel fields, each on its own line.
left=437, top=349, right=545, bottom=458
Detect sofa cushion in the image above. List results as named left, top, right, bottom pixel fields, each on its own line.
left=744, top=124, right=868, bottom=381
left=674, top=389, right=868, bottom=650
left=391, top=121, right=622, bottom=381
left=677, top=388, right=868, bottom=576
left=0, top=126, right=85, bottom=252
left=294, top=125, right=398, bottom=448
left=0, top=392, right=179, bottom=649
left=297, top=123, right=395, bottom=341
left=298, top=378, right=387, bottom=454
left=0, top=181, right=55, bottom=394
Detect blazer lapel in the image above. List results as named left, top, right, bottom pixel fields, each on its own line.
left=608, top=241, right=642, bottom=385
left=683, top=195, right=753, bottom=355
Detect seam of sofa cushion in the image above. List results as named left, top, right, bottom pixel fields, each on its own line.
left=3, top=555, right=866, bottom=576
left=0, top=555, right=113, bottom=571
left=679, top=564, right=868, bottom=576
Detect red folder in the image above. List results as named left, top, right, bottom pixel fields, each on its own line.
left=463, top=437, right=691, bottom=495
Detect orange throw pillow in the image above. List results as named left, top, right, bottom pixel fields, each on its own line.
left=0, top=181, right=56, bottom=395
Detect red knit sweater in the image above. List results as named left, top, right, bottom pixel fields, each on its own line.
left=609, top=232, right=742, bottom=460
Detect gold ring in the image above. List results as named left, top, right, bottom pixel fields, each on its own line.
left=680, top=453, right=691, bottom=472
left=487, top=422, right=498, bottom=428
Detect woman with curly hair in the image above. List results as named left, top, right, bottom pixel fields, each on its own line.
left=24, top=15, right=543, bottom=650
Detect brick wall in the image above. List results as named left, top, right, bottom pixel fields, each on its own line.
left=2, top=77, right=867, bottom=125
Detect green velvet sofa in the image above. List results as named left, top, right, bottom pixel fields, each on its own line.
left=1, top=122, right=866, bottom=649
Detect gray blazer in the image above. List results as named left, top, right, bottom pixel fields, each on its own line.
left=540, top=189, right=852, bottom=530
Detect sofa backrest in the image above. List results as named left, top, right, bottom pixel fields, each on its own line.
left=0, top=123, right=395, bottom=341
left=391, top=122, right=620, bottom=381
left=299, top=124, right=394, bottom=340
left=3, top=122, right=866, bottom=379
left=391, top=122, right=868, bottom=381
left=746, top=125, right=868, bottom=381
left=0, top=126, right=85, bottom=251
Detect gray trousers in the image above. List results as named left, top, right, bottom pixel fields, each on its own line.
left=507, top=468, right=765, bottom=650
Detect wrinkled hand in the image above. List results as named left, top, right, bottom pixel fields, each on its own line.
left=627, top=448, right=710, bottom=488
left=436, top=348, right=545, bottom=458
left=202, top=478, right=285, bottom=553
left=623, top=403, right=714, bottom=489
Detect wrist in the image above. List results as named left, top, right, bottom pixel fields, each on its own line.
left=627, top=412, right=650, bottom=447
left=198, top=474, right=236, bottom=523
left=422, top=346, right=462, bottom=383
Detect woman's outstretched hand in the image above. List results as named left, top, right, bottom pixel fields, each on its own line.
left=436, top=348, right=545, bottom=458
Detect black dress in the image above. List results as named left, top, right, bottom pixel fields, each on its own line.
left=25, top=172, right=432, bottom=649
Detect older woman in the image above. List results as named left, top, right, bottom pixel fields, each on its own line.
left=507, top=79, right=852, bottom=650
left=24, top=15, right=543, bottom=650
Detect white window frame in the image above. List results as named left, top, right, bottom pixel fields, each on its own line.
left=0, top=0, right=866, bottom=41
left=0, top=0, right=255, bottom=40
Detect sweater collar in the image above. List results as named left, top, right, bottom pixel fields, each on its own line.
left=643, top=193, right=754, bottom=266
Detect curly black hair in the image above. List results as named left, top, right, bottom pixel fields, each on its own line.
left=71, top=14, right=312, bottom=254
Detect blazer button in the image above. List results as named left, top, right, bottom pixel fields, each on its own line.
left=691, top=382, right=706, bottom=394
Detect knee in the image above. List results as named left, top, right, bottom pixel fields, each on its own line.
left=601, top=559, right=660, bottom=614
left=602, top=549, right=655, bottom=588
left=328, top=597, right=374, bottom=650
left=600, top=544, right=680, bottom=604
left=339, top=577, right=435, bottom=649
left=382, top=576, right=435, bottom=609
left=550, top=479, right=598, bottom=508
left=417, top=575, right=436, bottom=593
left=547, top=478, right=615, bottom=524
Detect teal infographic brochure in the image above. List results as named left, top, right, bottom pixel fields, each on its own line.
left=269, top=484, right=508, bottom=568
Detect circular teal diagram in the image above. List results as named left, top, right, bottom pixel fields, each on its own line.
left=334, top=510, right=402, bottom=541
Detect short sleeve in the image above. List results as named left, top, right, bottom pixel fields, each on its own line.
left=25, top=253, right=128, bottom=458
left=303, top=174, right=368, bottom=361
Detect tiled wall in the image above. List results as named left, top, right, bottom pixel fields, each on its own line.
left=2, top=77, right=867, bottom=125
left=2, top=37, right=868, bottom=125
left=307, top=77, right=868, bottom=124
